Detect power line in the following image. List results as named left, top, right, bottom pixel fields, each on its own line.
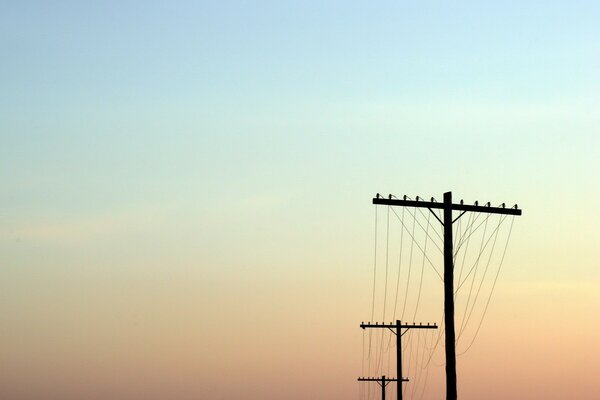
left=412, top=211, right=432, bottom=322
left=457, top=216, right=491, bottom=337
left=401, top=208, right=417, bottom=320
left=457, top=216, right=516, bottom=355
left=389, top=207, right=443, bottom=281
left=458, top=214, right=504, bottom=341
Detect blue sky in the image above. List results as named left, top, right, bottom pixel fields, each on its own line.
left=3, top=2, right=598, bottom=265
left=3, top=1, right=598, bottom=204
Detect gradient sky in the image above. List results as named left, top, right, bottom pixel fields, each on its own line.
left=1, top=1, right=599, bottom=399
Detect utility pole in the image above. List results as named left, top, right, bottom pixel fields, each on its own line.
left=373, top=192, right=522, bottom=400
left=360, top=320, right=438, bottom=400
left=357, top=375, right=406, bottom=400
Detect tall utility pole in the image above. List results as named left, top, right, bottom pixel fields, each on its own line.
left=360, top=320, right=438, bottom=400
left=357, top=376, right=406, bottom=400
left=373, top=191, right=522, bottom=400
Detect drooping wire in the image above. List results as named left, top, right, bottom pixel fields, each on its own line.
left=374, top=207, right=391, bottom=375
left=383, top=205, right=406, bottom=384
left=453, top=212, right=491, bottom=261
left=386, top=204, right=405, bottom=391
left=371, top=206, right=378, bottom=321
left=454, top=211, right=481, bottom=260
left=458, top=214, right=504, bottom=341
left=453, top=210, right=481, bottom=270
left=407, top=329, right=421, bottom=398
left=404, top=206, right=444, bottom=255
left=424, top=311, right=445, bottom=368
left=455, top=212, right=475, bottom=300
left=412, top=211, right=432, bottom=322
left=366, top=205, right=378, bottom=400
left=457, top=216, right=516, bottom=355
left=410, top=329, right=426, bottom=399
left=452, top=212, right=462, bottom=267
left=402, top=329, right=413, bottom=399
left=406, top=207, right=440, bottom=398
left=389, top=207, right=444, bottom=282
left=383, top=206, right=391, bottom=322
left=427, top=197, right=445, bottom=242
left=362, top=329, right=365, bottom=376
left=457, top=216, right=489, bottom=338
left=391, top=206, right=406, bottom=321
left=416, top=330, right=434, bottom=400
left=455, top=214, right=508, bottom=293
left=401, top=207, right=417, bottom=320
left=391, top=195, right=444, bottom=248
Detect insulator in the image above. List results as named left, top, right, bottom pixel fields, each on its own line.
left=431, top=197, right=434, bottom=202
left=475, top=201, right=479, bottom=206
left=502, top=203, right=506, bottom=208
left=388, top=194, right=392, bottom=199
left=460, top=199, right=464, bottom=204
left=403, top=195, right=407, bottom=200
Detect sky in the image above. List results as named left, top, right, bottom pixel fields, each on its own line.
left=1, top=1, right=599, bottom=399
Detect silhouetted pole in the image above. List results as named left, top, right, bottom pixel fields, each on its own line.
left=396, top=320, right=403, bottom=400
left=360, top=321, right=437, bottom=400
left=443, top=192, right=457, bottom=400
left=372, top=191, right=522, bottom=400
left=357, top=376, right=403, bottom=400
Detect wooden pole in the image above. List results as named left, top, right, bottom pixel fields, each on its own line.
left=444, top=191, right=457, bottom=400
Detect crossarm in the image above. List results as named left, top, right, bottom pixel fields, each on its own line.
left=373, top=196, right=521, bottom=216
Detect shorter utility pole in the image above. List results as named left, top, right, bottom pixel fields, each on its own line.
left=360, top=320, right=437, bottom=400
left=358, top=376, right=406, bottom=400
